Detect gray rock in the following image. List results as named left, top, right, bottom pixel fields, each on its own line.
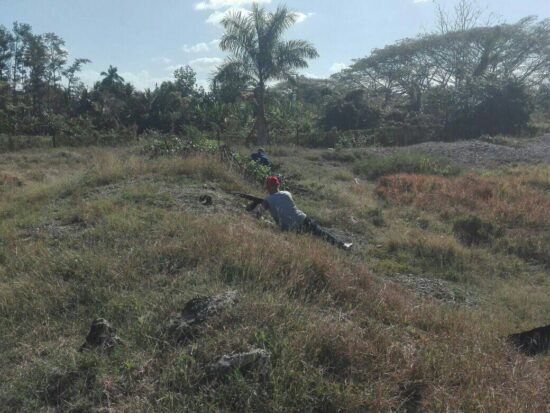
left=167, top=290, right=238, bottom=339
left=79, top=318, right=123, bottom=352
left=363, top=135, right=550, bottom=168
left=206, top=348, right=270, bottom=376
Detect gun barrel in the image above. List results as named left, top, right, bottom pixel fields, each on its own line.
left=232, top=192, right=264, bottom=203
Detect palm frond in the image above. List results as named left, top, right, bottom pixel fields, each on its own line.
left=219, top=4, right=318, bottom=84
left=272, top=40, right=319, bottom=79
left=266, top=6, right=297, bottom=45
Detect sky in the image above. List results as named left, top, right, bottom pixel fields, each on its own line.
left=1, top=0, right=548, bottom=90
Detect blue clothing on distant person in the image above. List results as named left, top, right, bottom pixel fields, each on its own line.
left=251, top=149, right=270, bottom=166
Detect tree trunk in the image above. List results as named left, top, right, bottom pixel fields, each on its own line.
left=254, top=83, right=268, bottom=146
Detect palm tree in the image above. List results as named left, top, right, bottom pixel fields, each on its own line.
left=100, top=65, right=124, bottom=89
left=219, top=4, right=318, bottom=145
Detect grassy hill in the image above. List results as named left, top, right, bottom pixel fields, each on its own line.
left=1, top=143, right=550, bottom=411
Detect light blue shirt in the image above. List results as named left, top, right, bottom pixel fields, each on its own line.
left=265, top=191, right=307, bottom=230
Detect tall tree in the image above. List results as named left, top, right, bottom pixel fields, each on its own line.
left=174, top=65, right=197, bottom=97
left=63, top=57, right=91, bottom=103
left=43, top=32, right=68, bottom=106
left=218, top=4, right=318, bottom=145
left=22, top=33, right=47, bottom=114
left=0, top=25, right=13, bottom=82
left=10, top=22, right=32, bottom=101
left=100, top=65, right=124, bottom=90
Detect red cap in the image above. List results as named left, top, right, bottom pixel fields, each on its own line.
left=265, top=175, right=281, bottom=188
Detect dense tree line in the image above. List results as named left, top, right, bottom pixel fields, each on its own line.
left=1, top=3, right=549, bottom=148
left=0, top=22, right=232, bottom=145
left=329, top=14, right=550, bottom=142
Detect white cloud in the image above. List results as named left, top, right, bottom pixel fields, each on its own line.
left=119, top=70, right=171, bottom=90
left=188, top=57, right=224, bottom=73
left=329, top=62, right=348, bottom=74
left=294, top=12, right=315, bottom=23
left=195, top=0, right=271, bottom=10
left=182, top=39, right=219, bottom=53
left=413, top=0, right=430, bottom=3
left=79, top=70, right=101, bottom=87
left=205, top=7, right=250, bottom=25
left=303, top=72, right=323, bottom=79
left=168, top=58, right=223, bottom=75
left=182, top=42, right=210, bottom=53
left=151, top=56, right=172, bottom=63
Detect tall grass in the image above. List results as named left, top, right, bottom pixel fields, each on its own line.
left=354, top=152, right=461, bottom=179
left=2, top=148, right=550, bottom=411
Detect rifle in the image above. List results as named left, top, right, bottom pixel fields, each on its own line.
left=232, top=192, right=265, bottom=211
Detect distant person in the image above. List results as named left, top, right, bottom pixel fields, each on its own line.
left=256, top=175, right=353, bottom=250
left=250, top=148, right=271, bottom=167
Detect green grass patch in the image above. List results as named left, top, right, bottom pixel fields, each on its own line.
left=353, top=152, right=461, bottom=179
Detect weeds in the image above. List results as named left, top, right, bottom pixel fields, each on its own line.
left=354, top=152, right=461, bottom=179
left=2, top=146, right=550, bottom=411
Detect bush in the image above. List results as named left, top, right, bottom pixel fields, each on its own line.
left=141, top=131, right=219, bottom=157
left=353, top=153, right=461, bottom=179
left=444, top=80, right=533, bottom=140
left=372, top=114, right=441, bottom=146
left=453, top=215, right=501, bottom=246
left=232, top=152, right=272, bottom=184
left=323, top=89, right=382, bottom=132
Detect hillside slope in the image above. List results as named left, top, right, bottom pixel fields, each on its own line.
left=1, top=145, right=550, bottom=412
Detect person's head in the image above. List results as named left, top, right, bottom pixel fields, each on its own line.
left=257, top=148, right=265, bottom=154
left=265, top=175, right=280, bottom=194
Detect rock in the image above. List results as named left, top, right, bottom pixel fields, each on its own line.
left=167, top=290, right=238, bottom=339
left=508, top=324, right=550, bottom=355
left=79, top=318, right=123, bottom=352
left=199, top=194, right=213, bottom=206
left=206, top=348, right=270, bottom=377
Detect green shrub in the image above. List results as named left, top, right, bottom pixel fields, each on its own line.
left=141, top=131, right=219, bottom=157
left=453, top=215, right=501, bottom=246
left=232, top=152, right=271, bottom=184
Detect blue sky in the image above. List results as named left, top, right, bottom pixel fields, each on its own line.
left=1, top=0, right=548, bottom=89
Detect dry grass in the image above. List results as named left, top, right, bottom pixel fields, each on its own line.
left=1, top=146, right=550, bottom=411
left=376, top=172, right=550, bottom=229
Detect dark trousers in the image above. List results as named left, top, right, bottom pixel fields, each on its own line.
left=300, top=217, right=341, bottom=246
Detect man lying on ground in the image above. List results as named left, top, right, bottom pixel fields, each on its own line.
left=250, top=148, right=271, bottom=167
left=256, top=175, right=353, bottom=250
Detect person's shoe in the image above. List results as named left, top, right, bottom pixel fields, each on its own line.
left=340, top=242, right=353, bottom=251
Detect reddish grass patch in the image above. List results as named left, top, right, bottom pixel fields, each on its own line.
left=376, top=173, right=550, bottom=229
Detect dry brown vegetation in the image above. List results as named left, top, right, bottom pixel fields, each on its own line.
left=1, top=145, right=550, bottom=411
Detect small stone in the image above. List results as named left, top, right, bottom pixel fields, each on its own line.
left=199, top=194, right=213, bottom=206
left=79, top=318, right=123, bottom=352
left=206, top=348, right=270, bottom=377
left=167, top=291, right=238, bottom=339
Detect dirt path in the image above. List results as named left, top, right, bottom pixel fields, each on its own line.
left=364, top=134, right=550, bottom=168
